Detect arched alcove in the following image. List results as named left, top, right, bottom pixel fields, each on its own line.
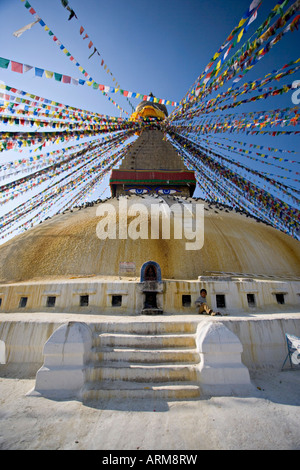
left=140, top=261, right=162, bottom=282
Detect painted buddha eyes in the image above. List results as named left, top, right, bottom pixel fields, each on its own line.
left=157, top=189, right=177, bottom=195
left=127, top=188, right=181, bottom=195
left=129, top=188, right=149, bottom=194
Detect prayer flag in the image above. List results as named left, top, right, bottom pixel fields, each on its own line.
left=35, top=67, right=44, bottom=77
left=54, top=73, right=62, bottom=82
left=13, top=18, right=40, bottom=37
left=223, top=44, right=232, bottom=60
left=11, top=61, right=23, bottom=73
left=247, top=10, right=257, bottom=26
left=0, top=58, right=10, bottom=69
left=237, top=28, right=244, bottom=43
left=62, top=75, right=71, bottom=84
left=67, top=7, right=77, bottom=20
left=88, top=47, right=97, bottom=59
left=249, top=0, right=260, bottom=12
left=45, top=70, right=54, bottom=79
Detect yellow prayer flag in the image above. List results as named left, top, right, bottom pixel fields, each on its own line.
left=237, top=28, right=244, bottom=43
left=216, top=60, right=221, bottom=70
left=45, top=70, right=54, bottom=79
left=238, top=18, right=247, bottom=28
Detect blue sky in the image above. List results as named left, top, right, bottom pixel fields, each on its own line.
left=0, top=0, right=299, bottom=242
left=0, top=0, right=298, bottom=117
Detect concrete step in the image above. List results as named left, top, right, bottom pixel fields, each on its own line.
left=82, top=380, right=201, bottom=400
left=91, top=321, right=198, bottom=335
left=83, top=320, right=201, bottom=401
left=85, top=363, right=198, bottom=383
left=93, top=333, right=196, bottom=349
left=90, top=347, right=200, bottom=364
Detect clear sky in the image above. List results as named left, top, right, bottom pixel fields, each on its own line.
left=0, top=0, right=298, bottom=119
left=0, top=0, right=299, bottom=242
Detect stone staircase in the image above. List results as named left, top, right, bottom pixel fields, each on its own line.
left=81, top=320, right=201, bottom=400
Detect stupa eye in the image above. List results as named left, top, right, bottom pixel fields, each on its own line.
left=129, top=188, right=149, bottom=195
left=157, top=189, right=177, bottom=195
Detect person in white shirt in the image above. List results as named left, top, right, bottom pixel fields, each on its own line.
left=195, top=289, right=221, bottom=316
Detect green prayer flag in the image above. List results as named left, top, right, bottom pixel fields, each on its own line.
left=54, top=73, right=62, bottom=82
left=0, top=57, right=10, bottom=69
left=24, top=1, right=31, bottom=8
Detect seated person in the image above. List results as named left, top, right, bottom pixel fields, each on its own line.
left=195, top=289, right=221, bottom=316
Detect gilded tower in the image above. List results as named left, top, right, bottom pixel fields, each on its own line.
left=110, top=99, right=196, bottom=197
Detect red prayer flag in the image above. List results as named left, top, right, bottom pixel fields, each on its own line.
left=62, top=75, right=71, bottom=84
left=88, top=41, right=93, bottom=49
left=11, top=61, right=23, bottom=73
left=80, top=26, right=84, bottom=35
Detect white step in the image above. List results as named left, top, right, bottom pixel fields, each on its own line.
left=91, top=322, right=198, bottom=335
left=83, top=321, right=201, bottom=401
left=85, top=363, right=198, bottom=382
left=82, top=381, right=201, bottom=400
left=90, top=347, right=200, bottom=364
left=94, top=333, right=196, bottom=349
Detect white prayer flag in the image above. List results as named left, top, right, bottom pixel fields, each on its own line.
left=13, top=18, right=40, bottom=38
